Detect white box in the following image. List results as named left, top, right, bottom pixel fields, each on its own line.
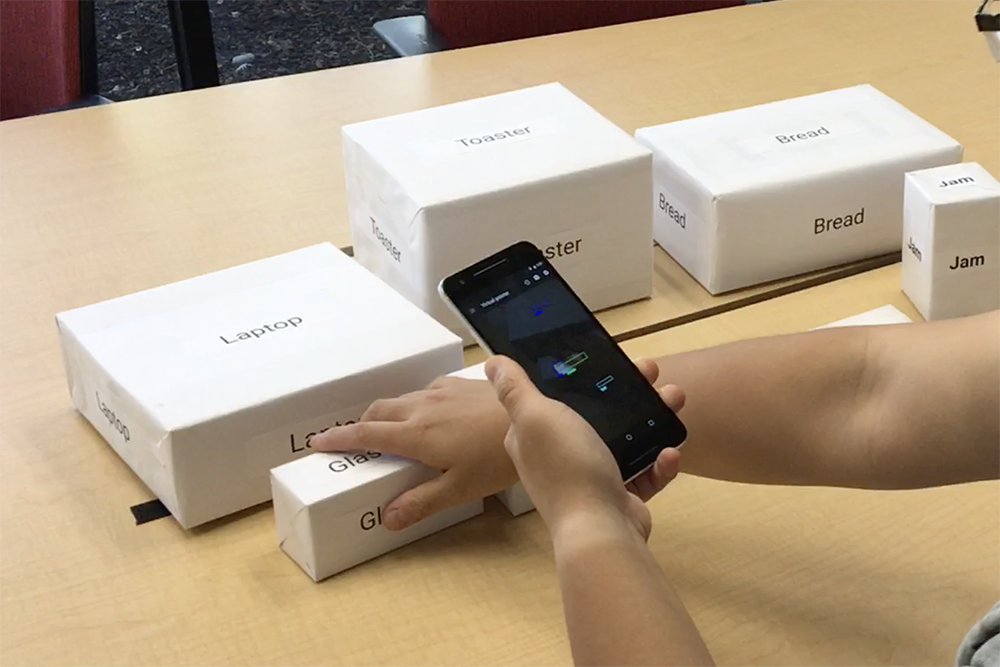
left=635, top=85, right=963, bottom=294
left=271, top=452, right=483, bottom=581
left=817, top=304, right=913, bottom=329
left=450, top=363, right=535, bottom=516
left=494, top=479, right=535, bottom=516
left=343, top=83, right=654, bottom=342
left=56, top=244, right=462, bottom=528
left=902, top=163, right=1000, bottom=321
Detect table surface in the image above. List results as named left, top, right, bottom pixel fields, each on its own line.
left=2, top=0, right=999, bottom=665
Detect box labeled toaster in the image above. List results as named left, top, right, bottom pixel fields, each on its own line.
left=272, top=451, right=483, bottom=581
left=635, top=84, right=963, bottom=294
left=343, top=82, right=654, bottom=342
left=901, top=162, right=1000, bottom=321
left=56, top=244, right=462, bottom=528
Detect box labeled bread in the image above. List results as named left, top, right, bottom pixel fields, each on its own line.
left=635, top=84, right=963, bottom=294
left=56, top=244, right=462, bottom=528
left=902, top=162, right=1000, bottom=321
left=272, top=452, right=483, bottom=581
left=343, top=82, right=653, bottom=342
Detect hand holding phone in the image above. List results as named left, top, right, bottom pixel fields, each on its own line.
left=439, top=241, right=687, bottom=482
left=484, top=354, right=680, bottom=538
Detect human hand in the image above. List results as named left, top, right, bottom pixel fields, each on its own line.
left=485, top=356, right=685, bottom=541
left=309, top=359, right=684, bottom=532
left=309, top=375, right=513, bottom=530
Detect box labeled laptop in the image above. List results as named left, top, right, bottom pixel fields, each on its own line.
left=902, top=162, right=1000, bottom=320
left=343, top=83, right=653, bottom=342
left=272, top=452, right=483, bottom=581
left=635, top=85, right=962, bottom=294
left=56, top=244, right=462, bottom=528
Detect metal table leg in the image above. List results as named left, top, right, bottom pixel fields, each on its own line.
left=80, top=0, right=100, bottom=96
left=167, top=0, right=220, bottom=90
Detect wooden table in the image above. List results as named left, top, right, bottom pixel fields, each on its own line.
left=2, top=0, right=998, bottom=665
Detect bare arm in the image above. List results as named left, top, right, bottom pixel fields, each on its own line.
left=655, top=310, right=1000, bottom=489
left=553, top=512, right=713, bottom=667
left=311, top=311, right=999, bottom=530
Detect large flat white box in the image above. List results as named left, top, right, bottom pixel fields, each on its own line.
left=635, top=85, right=963, bottom=294
left=56, top=244, right=462, bottom=528
left=343, top=83, right=654, bottom=342
left=902, top=162, right=1000, bottom=321
left=272, top=452, right=483, bottom=581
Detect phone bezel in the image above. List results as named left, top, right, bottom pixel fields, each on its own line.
left=438, top=241, right=687, bottom=482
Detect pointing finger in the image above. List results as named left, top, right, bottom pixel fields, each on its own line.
left=309, top=421, right=418, bottom=459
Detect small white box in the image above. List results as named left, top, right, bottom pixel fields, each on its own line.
left=902, top=163, right=1000, bottom=321
left=450, top=363, right=535, bottom=516
left=817, top=305, right=913, bottom=329
left=343, top=83, right=654, bottom=342
left=635, top=85, right=962, bottom=294
left=56, top=244, right=462, bottom=528
left=495, top=480, right=535, bottom=516
left=271, top=452, right=483, bottom=581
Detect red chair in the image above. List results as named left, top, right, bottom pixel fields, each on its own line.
left=375, top=0, right=745, bottom=56
left=428, top=0, right=743, bottom=49
left=0, top=0, right=109, bottom=121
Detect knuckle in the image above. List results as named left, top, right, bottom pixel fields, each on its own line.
left=494, top=374, right=519, bottom=406
left=363, top=398, right=391, bottom=421
left=411, top=418, right=433, bottom=445
left=517, top=403, right=552, bottom=433
left=427, top=376, right=451, bottom=390
left=351, top=422, right=374, bottom=448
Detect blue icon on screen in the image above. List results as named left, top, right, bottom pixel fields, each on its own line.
left=595, top=375, right=614, bottom=392
left=531, top=300, right=551, bottom=316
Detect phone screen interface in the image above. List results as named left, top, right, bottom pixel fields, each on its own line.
left=453, top=260, right=673, bottom=456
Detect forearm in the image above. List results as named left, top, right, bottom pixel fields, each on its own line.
left=651, top=326, right=876, bottom=487
left=553, top=513, right=713, bottom=667
left=652, top=312, right=1000, bottom=489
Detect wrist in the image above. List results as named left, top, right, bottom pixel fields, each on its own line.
left=549, top=506, right=646, bottom=557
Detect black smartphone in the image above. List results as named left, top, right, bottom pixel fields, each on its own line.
left=439, top=241, right=687, bottom=482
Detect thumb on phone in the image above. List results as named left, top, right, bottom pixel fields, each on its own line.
left=484, top=356, right=543, bottom=422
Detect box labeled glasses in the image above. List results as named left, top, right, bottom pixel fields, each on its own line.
left=635, top=85, right=962, bottom=294
left=902, top=162, right=1000, bottom=320
left=342, top=83, right=654, bottom=343
left=56, top=244, right=462, bottom=528
left=272, top=452, right=483, bottom=581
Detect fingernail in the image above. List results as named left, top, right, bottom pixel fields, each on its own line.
left=309, top=434, right=333, bottom=451
left=383, top=507, right=409, bottom=531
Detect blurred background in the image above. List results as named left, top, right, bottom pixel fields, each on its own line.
left=96, top=0, right=425, bottom=100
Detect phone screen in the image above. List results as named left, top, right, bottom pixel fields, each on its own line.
left=441, top=242, right=687, bottom=480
